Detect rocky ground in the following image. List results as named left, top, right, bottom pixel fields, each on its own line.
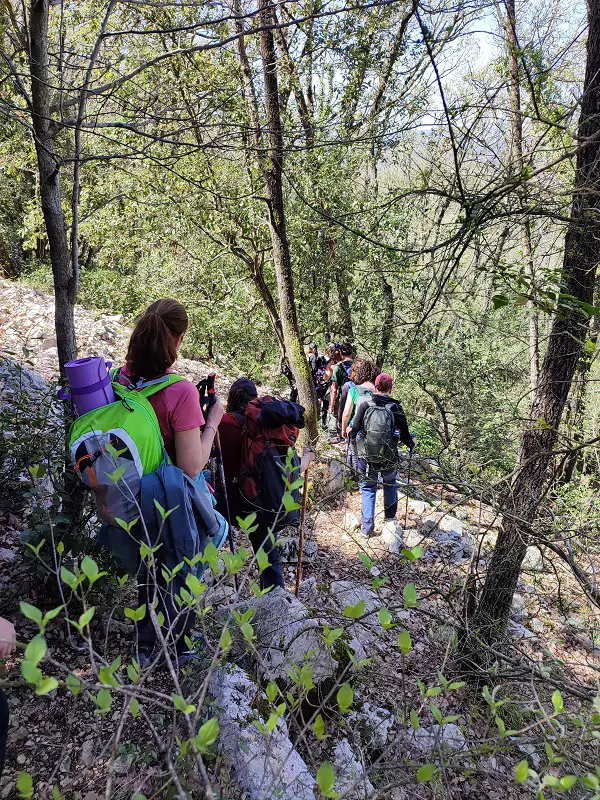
left=1, top=280, right=600, bottom=799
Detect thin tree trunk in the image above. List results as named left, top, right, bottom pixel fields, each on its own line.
left=29, top=0, right=76, bottom=377
left=334, top=265, right=353, bottom=341
left=463, top=0, right=600, bottom=656
left=257, top=0, right=318, bottom=441
left=503, top=0, right=539, bottom=393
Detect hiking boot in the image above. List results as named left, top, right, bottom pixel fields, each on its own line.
left=172, top=635, right=205, bottom=669
left=138, top=645, right=156, bottom=669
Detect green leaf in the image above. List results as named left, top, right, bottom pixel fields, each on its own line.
left=56, top=541, right=64, bottom=555
left=266, top=711, right=279, bottom=732
left=416, top=764, right=436, bottom=782
left=25, top=635, right=46, bottom=666
left=172, top=695, right=195, bottom=714
left=343, top=600, right=365, bottom=619
left=81, top=556, right=99, bottom=580
left=410, top=709, right=420, bottom=730
left=60, top=566, right=77, bottom=590
left=16, top=771, right=34, bottom=798
left=256, top=547, right=270, bottom=573
left=42, top=606, right=63, bottom=626
left=560, top=776, right=577, bottom=790
left=378, top=607, right=393, bottom=629
left=316, top=761, right=335, bottom=794
left=124, top=604, right=147, bottom=622
left=236, top=512, right=257, bottom=533
left=357, top=552, right=372, bottom=570
left=282, top=493, right=301, bottom=512
left=397, top=629, right=412, bottom=655
left=430, top=704, right=443, bottom=723
left=219, top=628, right=232, bottom=652
left=21, top=661, right=42, bottom=685
left=95, top=688, right=112, bottom=714
left=99, top=666, right=118, bottom=687
left=492, top=294, right=510, bottom=310
left=185, top=573, right=207, bottom=599
left=66, top=673, right=81, bottom=695
left=78, top=607, right=95, bottom=629
left=35, top=677, right=59, bottom=696
left=515, top=759, right=529, bottom=784
left=130, top=697, right=140, bottom=719
left=195, top=717, right=220, bottom=752
left=266, top=681, right=278, bottom=703
left=127, top=659, right=141, bottom=683
left=580, top=773, right=599, bottom=789
left=403, top=583, right=418, bottom=608
left=322, top=625, right=344, bottom=647
left=551, top=689, right=564, bottom=714
left=20, top=602, right=42, bottom=625
left=313, top=713, right=326, bottom=739
left=108, top=465, right=126, bottom=484
left=336, top=682, right=353, bottom=713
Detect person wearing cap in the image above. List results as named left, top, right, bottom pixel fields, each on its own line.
left=349, top=373, right=413, bottom=539
left=218, top=378, right=286, bottom=589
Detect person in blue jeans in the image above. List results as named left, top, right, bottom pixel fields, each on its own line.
left=349, top=374, right=413, bottom=538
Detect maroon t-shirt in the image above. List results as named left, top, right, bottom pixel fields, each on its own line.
left=118, top=366, right=204, bottom=464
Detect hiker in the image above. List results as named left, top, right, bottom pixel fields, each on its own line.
left=349, top=373, right=413, bottom=538
left=340, top=359, right=379, bottom=469
left=328, top=342, right=354, bottom=439
left=0, top=616, right=15, bottom=777
left=105, top=299, right=225, bottom=666
left=316, top=343, right=340, bottom=428
left=306, top=342, right=319, bottom=376
left=219, top=378, right=305, bottom=590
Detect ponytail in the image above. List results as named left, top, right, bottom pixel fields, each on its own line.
left=126, top=299, right=188, bottom=381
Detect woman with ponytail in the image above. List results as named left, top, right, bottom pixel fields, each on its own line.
left=118, top=299, right=223, bottom=474
left=114, top=299, right=224, bottom=667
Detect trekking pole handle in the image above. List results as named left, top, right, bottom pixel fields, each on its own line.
left=197, top=373, right=217, bottom=417
left=206, top=372, right=216, bottom=407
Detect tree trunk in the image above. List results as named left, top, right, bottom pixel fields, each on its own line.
left=502, top=0, right=539, bottom=394
left=334, top=266, right=353, bottom=341
left=560, top=302, right=599, bottom=483
left=376, top=275, right=394, bottom=370
left=29, top=0, right=76, bottom=377
left=464, top=0, right=600, bottom=656
left=257, top=0, right=318, bottom=441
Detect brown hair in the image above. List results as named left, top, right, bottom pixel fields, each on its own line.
left=375, top=375, right=393, bottom=393
left=126, top=299, right=188, bottom=381
left=350, top=359, right=378, bottom=385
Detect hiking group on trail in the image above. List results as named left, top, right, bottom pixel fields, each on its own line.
left=306, top=341, right=415, bottom=539
left=28, top=303, right=415, bottom=675
left=0, top=301, right=416, bottom=782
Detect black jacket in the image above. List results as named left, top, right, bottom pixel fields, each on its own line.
left=349, top=393, right=412, bottom=450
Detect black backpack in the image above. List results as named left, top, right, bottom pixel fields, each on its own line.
left=337, top=359, right=352, bottom=387
left=362, top=401, right=397, bottom=466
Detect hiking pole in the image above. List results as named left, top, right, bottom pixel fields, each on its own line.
left=405, top=438, right=415, bottom=526
left=295, top=452, right=312, bottom=598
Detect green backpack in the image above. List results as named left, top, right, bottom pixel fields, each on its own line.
left=69, top=371, right=186, bottom=528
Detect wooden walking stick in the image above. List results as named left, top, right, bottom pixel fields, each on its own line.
left=295, top=460, right=311, bottom=598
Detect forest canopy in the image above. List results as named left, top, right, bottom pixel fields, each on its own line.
left=2, top=0, right=600, bottom=796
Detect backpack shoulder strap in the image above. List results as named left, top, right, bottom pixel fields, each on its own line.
left=136, top=374, right=187, bottom=399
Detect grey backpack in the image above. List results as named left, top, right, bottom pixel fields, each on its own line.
left=362, top=401, right=397, bottom=466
